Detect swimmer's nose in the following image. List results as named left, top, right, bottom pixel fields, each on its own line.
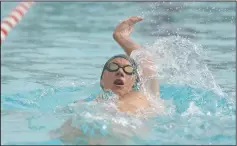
left=115, top=68, right=125, bottom=77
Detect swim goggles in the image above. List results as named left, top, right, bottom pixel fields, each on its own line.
left=105, top=62, right=134, bottom=75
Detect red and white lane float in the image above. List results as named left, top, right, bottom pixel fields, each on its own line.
left=1, top=1, right=35, bottom=44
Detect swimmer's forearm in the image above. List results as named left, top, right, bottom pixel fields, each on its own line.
left=113, top=33, right=141, bottom=56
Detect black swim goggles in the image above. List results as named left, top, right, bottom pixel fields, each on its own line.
left=105, top=62, right=134, bottom=75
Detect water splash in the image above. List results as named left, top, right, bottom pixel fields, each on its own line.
left=143, top=36, right=225, bottom=96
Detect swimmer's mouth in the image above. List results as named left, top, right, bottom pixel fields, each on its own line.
left=114, top=79, right=124, bottom=86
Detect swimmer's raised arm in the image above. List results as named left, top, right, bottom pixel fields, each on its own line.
left=113, top=16, right=143, bottom=56
left=113, top=16, right=160, bottom=97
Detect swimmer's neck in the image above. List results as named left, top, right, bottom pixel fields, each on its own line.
left=115, top=90, right=131, bottom=100
left=117, top=90, right=143, bottom=100
left=102, top=90, right=144, bottom=100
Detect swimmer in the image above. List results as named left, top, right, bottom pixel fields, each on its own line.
left=50, top=16, right=161, bottom=144
left=78, top=16, right=160, bottom=112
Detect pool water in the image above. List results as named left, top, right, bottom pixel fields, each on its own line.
left=1, top=2, right=236, bottom=145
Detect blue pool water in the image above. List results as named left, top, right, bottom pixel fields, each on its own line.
left=1, top=2, right=236, bottom=145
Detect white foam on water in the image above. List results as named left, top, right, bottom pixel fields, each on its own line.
left=142, top=36, right=225, bottom=96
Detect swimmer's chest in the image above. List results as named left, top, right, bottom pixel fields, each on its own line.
left=117, top=92, right=150, bottom=113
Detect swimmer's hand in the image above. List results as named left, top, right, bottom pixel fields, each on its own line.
left=113, top=16, right=143, bottom=37
left=113, top=16, right=143, bottom=56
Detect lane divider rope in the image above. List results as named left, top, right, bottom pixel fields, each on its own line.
left=1, top=1, right=35, bottom=44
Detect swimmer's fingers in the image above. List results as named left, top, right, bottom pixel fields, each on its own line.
left=118, top=16, right=143, bottom=28
left=123, top=16, right=143, bottom=25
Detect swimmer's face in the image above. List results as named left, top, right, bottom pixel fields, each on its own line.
left=101, top=58, right=136, bottom=96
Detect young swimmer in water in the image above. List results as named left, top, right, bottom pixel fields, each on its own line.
left=81, top=16, right=160, bottom=111
left=49, top=16, right=161, bottom=144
